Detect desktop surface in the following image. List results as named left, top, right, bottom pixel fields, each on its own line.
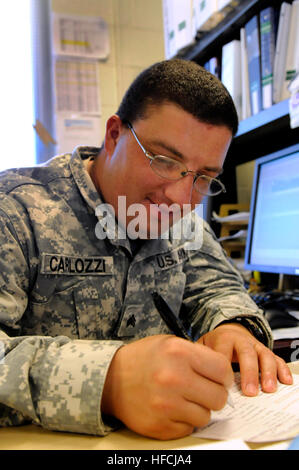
left=0, top=362, right=298, bottom=451
left=0, top=419, right=291, bottom=451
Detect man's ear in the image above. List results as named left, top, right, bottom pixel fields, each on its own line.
left=104, top=115, right=124, bottom=156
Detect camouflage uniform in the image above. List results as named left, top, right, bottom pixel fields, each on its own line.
left=0, top=147, right=273, bottom=435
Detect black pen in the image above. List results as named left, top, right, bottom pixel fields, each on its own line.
left=152, top=291, right=191, bottom=340
left=152, top=291, right=235, bottom=409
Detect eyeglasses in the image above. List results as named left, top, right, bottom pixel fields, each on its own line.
left=127, top=123, right=226, bottom=197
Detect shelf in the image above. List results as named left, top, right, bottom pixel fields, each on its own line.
left=222, top=241, right=246, bottom=248
left=220, top=220, right=249, bottom=227
left=181, top=0, right=284, bottom=64
left=178, top=0, right=299, bottom=220
left=236, top=100, right=290, bottom=138
left=227, top=99, right=297, bottom=166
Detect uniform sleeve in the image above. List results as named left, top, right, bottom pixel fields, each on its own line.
left=182, top=221, right=273, bottom=349
left=0, top=201, right=123, bottom=435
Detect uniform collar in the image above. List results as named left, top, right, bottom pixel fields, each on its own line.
left=69, top=146, right=102, bottom=212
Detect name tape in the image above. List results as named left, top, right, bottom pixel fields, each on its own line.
left=41, top=254, right=114, bottom=275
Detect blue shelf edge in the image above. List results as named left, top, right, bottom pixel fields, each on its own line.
left=236, top=99, right=290, bottom=138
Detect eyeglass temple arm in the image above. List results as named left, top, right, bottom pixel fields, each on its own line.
left=127, top=122, right=149, bottom=156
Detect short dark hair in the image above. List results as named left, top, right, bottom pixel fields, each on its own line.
left=116, top=59, right=238, bottom=136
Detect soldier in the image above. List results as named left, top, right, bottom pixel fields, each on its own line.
left=0, top=59, right=293, bottom=440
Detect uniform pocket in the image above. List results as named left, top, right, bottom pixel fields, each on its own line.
left=25, top=280, right=81, bottom=337
left=25, top=275, right=115, bottom=339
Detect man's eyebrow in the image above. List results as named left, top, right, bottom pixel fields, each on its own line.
left=149, top=139, right=185, bottom=160
left=149, top=139, right=223, bottom=175
left=204, top=166, right=224, bottom=175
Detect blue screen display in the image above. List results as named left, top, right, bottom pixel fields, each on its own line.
left=245, top=144, right=299, bottom=275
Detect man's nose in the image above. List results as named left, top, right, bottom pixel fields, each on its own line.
left=163, top=175, right=199, bottom=206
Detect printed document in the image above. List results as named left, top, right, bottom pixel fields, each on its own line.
left=193, top=373, right=299, bottom=442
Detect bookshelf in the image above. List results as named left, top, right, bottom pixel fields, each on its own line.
left=216, top=203, right=249, bottom=257
left=182, top=0, right=286, bottom=64
left=180, top=0, right=299, bottom=223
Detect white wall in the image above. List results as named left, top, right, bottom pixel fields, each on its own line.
left=51, top=0, right=165, bottom=142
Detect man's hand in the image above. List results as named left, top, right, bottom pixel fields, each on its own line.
left=101, top=335, right=233, bottom=440
left=197, top=323, right=293, bottom=396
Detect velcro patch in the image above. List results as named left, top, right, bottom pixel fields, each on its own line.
left=154, top=247, right=189, bottom=271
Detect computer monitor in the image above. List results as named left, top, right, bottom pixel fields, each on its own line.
left=245, top=142, right=299, bottom=277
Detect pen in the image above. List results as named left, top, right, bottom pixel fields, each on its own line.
left=152, top=291, right=235, bottom=409
left=152, top=291, right=191, bottom=340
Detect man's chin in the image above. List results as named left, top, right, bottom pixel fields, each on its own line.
left=126, top=211, right=183, bottom=240
left=118, top=197, right=193, bottom=240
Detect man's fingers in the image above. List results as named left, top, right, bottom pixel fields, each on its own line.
left=169, top=399, right=211, bottom=429
left=277, top=357, right=293, bottom=385
left=237, top=343, right=260, bottom=396
left=260, top=352, right=293, bottom=391
left=238, top=342, right=293, bottom=395
left=191, top=341, right=234, bottom=389
left=258, top=347, right=280, bottom=392
left=198, top=324, right=294, bottom=401
left=182, top=374, right=229, bottom=411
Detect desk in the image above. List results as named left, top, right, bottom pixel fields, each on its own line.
left=0, top=361, right=298, bottom=451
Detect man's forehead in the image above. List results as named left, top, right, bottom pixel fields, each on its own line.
left=134, top=100, right=186, bottom=121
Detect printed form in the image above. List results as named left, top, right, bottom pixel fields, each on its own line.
left=193, top=373, right=299, bottom=442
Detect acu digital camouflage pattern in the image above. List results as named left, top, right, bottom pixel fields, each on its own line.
left=0, top=147, right=273, bottom=436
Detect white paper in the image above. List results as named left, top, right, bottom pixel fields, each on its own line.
left=52, top=13, right=110, bottom=59
left=289, top=72, right=299, bottom=129
left=272, top=327, right=299, bottom=340
left=54, top=59, right=101, bottom=115
left=218, top=229, right=248, bottom=242
left=192, top=373, right=299, bottom=443
left=55, top=114, right=102, bottom=155
left=212, top=211, right=250, bottom=223
left=179, top=439, right=250, bottom=450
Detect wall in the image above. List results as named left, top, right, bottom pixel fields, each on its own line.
left=51, top=0, right=165, bottom=142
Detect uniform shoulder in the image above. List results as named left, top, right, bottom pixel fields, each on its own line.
left=0, top=153, right=72, bottom=195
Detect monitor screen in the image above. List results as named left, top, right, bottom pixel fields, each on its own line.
left=245, top=143, right=299, bottom=275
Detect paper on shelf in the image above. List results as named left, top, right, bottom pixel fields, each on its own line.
left=212, top=211, right=250, bottom=223
left=192, top=372, right=299, bottom=442
left=218, top=229, right=248, bottom=242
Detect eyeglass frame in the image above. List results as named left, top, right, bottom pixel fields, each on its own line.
left=126, top=122, right=226, bottom=197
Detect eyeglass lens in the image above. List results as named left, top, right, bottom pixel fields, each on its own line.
left=150, top=156, right=223, bottom=196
